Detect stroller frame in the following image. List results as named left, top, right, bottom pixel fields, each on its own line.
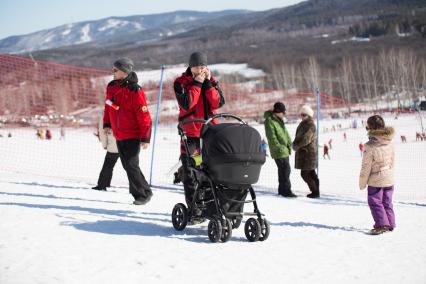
left=171, top=113, right=270, bottom=243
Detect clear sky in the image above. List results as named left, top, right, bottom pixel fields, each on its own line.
left=0, top=0, right=304, bottom=40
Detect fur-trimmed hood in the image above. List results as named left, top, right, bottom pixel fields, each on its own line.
left=368, top=127, right=395, bottom=144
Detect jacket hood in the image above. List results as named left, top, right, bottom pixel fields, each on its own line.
left=368, top=127, right=395, bottom=143
left=120, top=71, right=139, bottom=85
left=264, top=110, right=274, bottom=119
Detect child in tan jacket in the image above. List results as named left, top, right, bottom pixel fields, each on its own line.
left=359, top=115, right=395, bottom=235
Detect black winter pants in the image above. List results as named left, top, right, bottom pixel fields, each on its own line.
left=117, top=139, right=152, bottom=200
left=301, top=169, right=320, bottom=194
left=97, top=151, right=120, bottom=188
left=180, top=137, right=200, bottom=207
left=274, top=157, right=293, bottom=196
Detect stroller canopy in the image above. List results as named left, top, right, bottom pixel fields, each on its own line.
left=201, top=123, right=266, bottom=166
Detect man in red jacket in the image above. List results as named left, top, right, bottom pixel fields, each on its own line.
left=103, top=57, right=153, bottom=205
left=174, top=52, right=225, bottom=213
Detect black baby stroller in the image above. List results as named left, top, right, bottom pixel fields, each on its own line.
left=171, top=113, right=270, bottom=243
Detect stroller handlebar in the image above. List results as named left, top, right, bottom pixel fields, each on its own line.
left=177, top=118, right=206, bottom=134
left=205, top=113, right=247, bottom=125
left=177, top=113, right=246, bottom=134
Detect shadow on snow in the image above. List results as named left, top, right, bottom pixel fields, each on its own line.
left=0, top=201, right=212, bottom=243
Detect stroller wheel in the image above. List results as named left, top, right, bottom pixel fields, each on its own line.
left=244, top=218, right=261, bottom=242
left=258, top=218, right=270, bottom=241
left=172, top=203, right=188, bottom=231
left=207, top=219, right=222, bottom=243
left=220, top=218, right=233, bottom=243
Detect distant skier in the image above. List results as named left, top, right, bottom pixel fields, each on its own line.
left=45, top=129, right=52, bottom=140
left=358, top=142, right=364, bottom=157
left=343, top=132, right=347, bottom=142
left=328, top=138, right=333, bottom=149
left=323, top=144, right=330, bottom=159
left=60, top=124, right=66, bottom=140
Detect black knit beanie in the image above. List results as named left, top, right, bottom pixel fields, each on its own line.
left=188, top=52, right=207, bottom=67
left=113, top=57, right=134, bottom=74
left=273, top=102, right=286, bottom=113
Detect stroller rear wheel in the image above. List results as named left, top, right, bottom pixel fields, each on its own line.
left=172, top=203, right=188, bottom=231
left=244, top=218, right=261, bottom=242
left=207, top=218, right=222, bottom=243
left=220, top=218, right=233, bottom=243
left=258, top=218, right=270, bottom=241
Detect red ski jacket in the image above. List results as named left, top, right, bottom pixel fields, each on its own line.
left=103, top=74, right=151, bottom=142
left=174, top=68, right=225, bottom=138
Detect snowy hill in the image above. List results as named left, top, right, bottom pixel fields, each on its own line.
left=0, top=10, right=247, bottom=53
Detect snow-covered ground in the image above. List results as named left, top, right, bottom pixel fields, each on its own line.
left=0, top=113, right=425, bottom=283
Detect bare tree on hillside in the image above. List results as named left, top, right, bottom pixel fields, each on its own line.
left=340, top=57, right=353, bottom=112
left=307, top=56, right=321, bottom=91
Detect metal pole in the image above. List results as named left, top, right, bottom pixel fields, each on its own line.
left=149, top=65, right=165, bottom=186
left=418, top=110, right=425, bottom=133
left=316, top=87, right=320, bottom=176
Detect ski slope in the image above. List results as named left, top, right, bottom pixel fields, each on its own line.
left=1, top=114, right=425, bottom=283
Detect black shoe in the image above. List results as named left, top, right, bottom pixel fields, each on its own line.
left=133, top=193, right=153, bottom=205
left=92, top=186, right=106, bottom=191
left=307, top=192, right=320, bottom=198
left=281, top=192, right=297, bottom=198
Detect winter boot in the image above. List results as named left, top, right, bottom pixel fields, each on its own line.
left=307, top=191, right=320, bottom=198
left=368, top=226, right=390, bottom=235
left=282, top=191, right=297, bottom=198
left=92, top=186, right=106, bottom=191
left=133, top=192, right=152, bottom=205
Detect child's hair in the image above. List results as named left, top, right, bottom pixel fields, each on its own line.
left=367, top=115, right=385, bottom=130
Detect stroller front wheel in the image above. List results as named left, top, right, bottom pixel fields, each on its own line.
left=244, top=218, right=261, bottom=242
left=258, top=218, right=270, bottom=241
left=220, top=218, right=233, bottom=243
left=172, top=203, right=188, bottom=231
left=207, top=219, right=222, bottom=243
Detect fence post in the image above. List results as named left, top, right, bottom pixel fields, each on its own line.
left=149, top=65, right=165, bottom=186
left=316, top=87, right=321, bottom=176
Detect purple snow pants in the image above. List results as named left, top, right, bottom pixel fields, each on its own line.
left=367, top=185, right=395, bottom=228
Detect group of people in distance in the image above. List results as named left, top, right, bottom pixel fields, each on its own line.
left=92, top=51, right=396, bottom=235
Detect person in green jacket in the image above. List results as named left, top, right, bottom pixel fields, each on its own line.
left=264, top=102, right=297, bottom=198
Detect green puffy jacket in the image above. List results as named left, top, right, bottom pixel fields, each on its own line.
left=264, top=110, right=292, bottom=159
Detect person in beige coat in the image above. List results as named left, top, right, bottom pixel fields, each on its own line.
left=92, top=115, right=120, bottom=191
left=359, top=115, right=395, bottom=235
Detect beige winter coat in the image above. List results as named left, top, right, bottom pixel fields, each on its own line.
left=359, top=127, right=395, bottom=190
left=99, top=118, right=118, bottom=153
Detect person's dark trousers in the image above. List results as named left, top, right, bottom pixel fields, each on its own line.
left=97, top=152, right=119, bottom=188
left=180, top=137, right=200, bottom=208
left=117, top=139, right=152, bottom=200
left=301, top=169, right=320, bottom=196
left=274, top=157, right=293, bottom=196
